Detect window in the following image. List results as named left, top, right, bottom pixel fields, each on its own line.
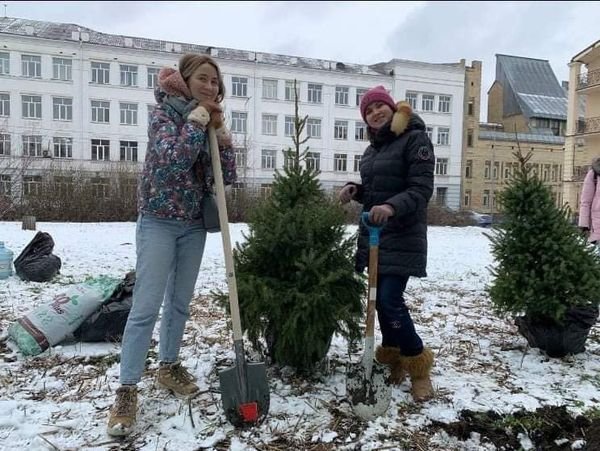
left=483, top=190, right=490, bottom=207
left=306, top=118, right=321, bottom=138
left=120, top=102, right=138, bottom=125
left=52, top=57, right=72, bottom=81
left=283, top=152, right=296, bottom=170
left=261, top=149, right=276, bottom=169
left=437, top=127, right=449, bottom=146
left=0, top=52, right=9, bottom=75
left=147, top=104, right=155, bottom=124
left=260, top=183, right=272, bottom=197
left=334, top=154, right=348, bottom=172
left=120, top=64, right=138, bottom=87
left=484, top=161, right=491, bottom=179
left=147, top=67, right=159, bottom=89
left=91, top=62, right=110, bottom=84
left=120, top=177, right=137, bottom=200
left=422, top=94, right=434, bottom=112
left=467, top=129, right=473, bottom=147
left=284, top=115, right=295, bottom=137
left=0, top=93, right=9, bottom=117
left=53, top=97, right=72, bottom=121
left=120, top=141, right=138, bottom=161
left=464, top=189, right=471, bottom=207
left=22, top=135, right=42, bottom=157
left=354, top=155, right=362, bottom=172
left=356, top=88, right=367, bottom=106
left=262, top=114, right=277, bottom=135
left=335, top=86, right=349, bottom=105
left=307, top=83, right=322, bottom=103
left=232, top=76, right=248, bottom=97
left=23, top=175, right=42, bottom=197
left=91, top=139, right=110, bottom=161
left=22, top=95, right=42, bottom=119
left=306, top=152, right=320, bottom=171
left=234, top=147, right=247, bottom=168
left=467, top=98, right=474, bottom=116
left=285, top=81, right=297, bottom=101
left=333, top=120, right=348, bottom=140
left=493, top=162, right=499, bottom=179
left=231, top=111, right=247, bottom=133
left=355, top=121, right=367, bottom=141
left=0, top=134, right=10, bottom=156
left=406, top=92, right=418, bottom=110
left=465, top=160, right=472, bottom=179
left=436, top=187, right=447, bottom=206
left=91, top=100, right=110, bottom=123
left=53, top=137, right=73, bottom=158
left=438, top=95, right=451, bottom=113
left=91, top=177, right=109, bottom=198
left=53, top=176, right=74, bottom=197
left=0, top=175, right=11, bottom=195
left=22, top=55, right=41, bottom=78
left=262, top=79, right=278, bottom=99
left=426, top=126, right=433, bottom=141
left=436, top=158, right=448, bottom=175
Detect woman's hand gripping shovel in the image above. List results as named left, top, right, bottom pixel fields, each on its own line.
left=346, top=212, right=392, bottom=420
left=208, top=127, right=270, bottom=427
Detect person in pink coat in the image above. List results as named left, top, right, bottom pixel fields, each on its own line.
left=578, top=156, right=600, bottom=244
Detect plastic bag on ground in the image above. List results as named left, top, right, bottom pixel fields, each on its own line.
left=14, top=231, right=62, bottom=282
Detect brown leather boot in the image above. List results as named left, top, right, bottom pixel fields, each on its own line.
left=399, top=347, right=434, bottom=402
left=375, top=346, right=406, bottom=384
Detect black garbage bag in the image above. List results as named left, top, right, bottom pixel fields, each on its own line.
left=73, top=271, right=135, bottom=342
left=515, top=305, right=599, bottom=358
left=14, top=231, right=62, bottom=282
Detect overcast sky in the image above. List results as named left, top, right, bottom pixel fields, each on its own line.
left=4, top=1, right=599, bottom=120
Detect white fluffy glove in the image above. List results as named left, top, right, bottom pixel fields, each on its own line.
left=187, top=106, right=210, bottom=127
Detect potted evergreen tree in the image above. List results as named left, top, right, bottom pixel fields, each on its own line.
left=224, top=81, right=363, bottom=371
left=487, top=147, right=600, bottom=358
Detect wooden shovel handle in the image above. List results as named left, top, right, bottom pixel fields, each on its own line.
left=208, top=127, right=242, bottom=341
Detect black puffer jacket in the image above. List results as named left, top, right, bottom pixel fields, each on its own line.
left=350, top=113, right=435, bottom=277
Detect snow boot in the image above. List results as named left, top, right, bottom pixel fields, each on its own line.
left=156, top=361, right=199, bottom=398
left=107, top=385, right=137, bottom=437
left=400, top=347, right=434, bottom=402
left=375, top=346, right=406, bottom=384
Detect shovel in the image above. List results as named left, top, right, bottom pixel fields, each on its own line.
left=207, top=127, right=270, bottom=427
left=346, top=212, right=392, bottom=420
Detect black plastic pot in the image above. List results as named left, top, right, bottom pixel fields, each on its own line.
left=515, top=305, right=599, bottom=358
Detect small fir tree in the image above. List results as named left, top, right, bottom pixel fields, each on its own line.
left=487, top=147, right=600, bottom=323
left=230, top=80, right=363, bottom=370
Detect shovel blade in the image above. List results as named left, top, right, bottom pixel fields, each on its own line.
left=219, top=362, right=270, bottom=427
left=346, top=361, right=392, bottom=420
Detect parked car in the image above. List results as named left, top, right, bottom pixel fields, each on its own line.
left=467, top=211, right=494, bottom=228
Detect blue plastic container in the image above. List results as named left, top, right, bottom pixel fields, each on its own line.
left=0, top=241, right=14, bottom=279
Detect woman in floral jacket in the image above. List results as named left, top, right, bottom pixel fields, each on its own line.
left=108, top=54, right=236, bottom=437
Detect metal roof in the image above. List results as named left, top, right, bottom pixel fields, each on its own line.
left=478, top=130, right=565, bottom=145
left=496, top=54, right=567, bottom=120
left=0, top=16, right=453, bottom=77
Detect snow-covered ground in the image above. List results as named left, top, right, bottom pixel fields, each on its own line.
left=0, top=221, right=598, bottom=451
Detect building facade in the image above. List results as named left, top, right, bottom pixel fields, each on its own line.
left=461, top=55, right=566, bottom=214
left=0, top=17, right=468, bottom=210
left=563, top=39, right=600, bottom=217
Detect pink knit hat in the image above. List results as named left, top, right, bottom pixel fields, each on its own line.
left=360, top=85, right=396, bottom=122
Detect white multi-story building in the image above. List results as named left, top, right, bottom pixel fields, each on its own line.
left=0, top=17, right=468, bottom=208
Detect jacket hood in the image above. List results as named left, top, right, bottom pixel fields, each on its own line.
left=154, top=67, right=192, bottom=104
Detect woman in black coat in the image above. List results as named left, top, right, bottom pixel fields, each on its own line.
left=339, top=85, right=435, bottom=402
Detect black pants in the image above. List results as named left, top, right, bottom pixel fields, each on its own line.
left=376, top=274, right=423, bottom=356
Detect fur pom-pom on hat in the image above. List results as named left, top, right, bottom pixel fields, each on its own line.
left=360, top=85, right=397, bottom=122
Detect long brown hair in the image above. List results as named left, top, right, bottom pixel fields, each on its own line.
left=179, top=54, right=226, bottom=103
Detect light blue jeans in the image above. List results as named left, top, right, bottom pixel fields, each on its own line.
left=120, top=213, right=207, bottom=385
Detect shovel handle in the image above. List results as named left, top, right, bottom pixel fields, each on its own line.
left=208, top=127, right=242, bottom=342
left=361, top=212, right=383, bottom=339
